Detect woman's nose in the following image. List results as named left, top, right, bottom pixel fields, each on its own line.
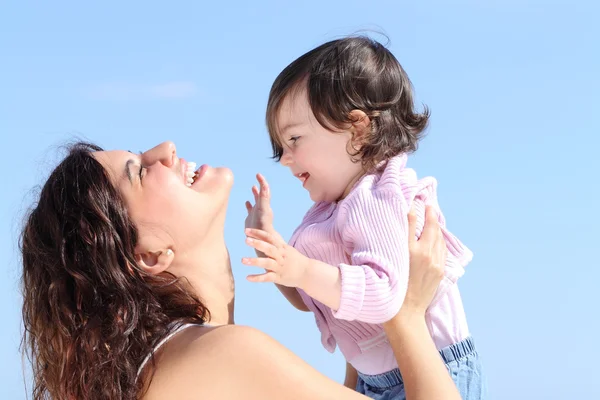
left=142, top=141, right=177, bottom=167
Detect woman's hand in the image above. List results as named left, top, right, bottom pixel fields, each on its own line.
left=382, top=205, right=461, bottom=400
left=400, top=205, right=448, bottom=316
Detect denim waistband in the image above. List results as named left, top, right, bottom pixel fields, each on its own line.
left=357, top=336, right=477, bottom=389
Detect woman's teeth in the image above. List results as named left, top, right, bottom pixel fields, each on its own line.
left=186, top=161, right=197, bottom=187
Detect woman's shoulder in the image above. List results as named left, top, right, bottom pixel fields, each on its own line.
left=141, top=325, right=280, bottom=398
left=142, top=324, right=364, bottom=400
left=147, top=323, right=272, bottom=369
left=177, top=323, right=274, bottom=355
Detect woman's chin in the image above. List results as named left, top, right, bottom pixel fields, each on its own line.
left=215, top=167, right=234, bottom=189
left=191, top=166, right=234, bottom=194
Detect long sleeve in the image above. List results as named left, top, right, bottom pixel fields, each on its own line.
left=288, top=154, right=473, bottom=363
left=332, top=186, right=410, bottom=324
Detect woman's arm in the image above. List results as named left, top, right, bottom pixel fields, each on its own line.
left=383, top=206, right=461, bottom=400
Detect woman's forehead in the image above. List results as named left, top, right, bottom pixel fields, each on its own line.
left=92, top=150, right=133, bottom=184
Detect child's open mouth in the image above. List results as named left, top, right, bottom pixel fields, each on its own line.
left=296, top=172, right=310, bottom=187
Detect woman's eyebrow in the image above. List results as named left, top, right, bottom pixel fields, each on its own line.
left=125, top=159, right=136, bottom=184
left=124, top=151, right=143, bottom=184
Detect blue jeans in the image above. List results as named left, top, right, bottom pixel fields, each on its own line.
left=356, top=337, right=486, bottom=400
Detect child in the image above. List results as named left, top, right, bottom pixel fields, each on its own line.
left=242, top=36, right=485, bottom=399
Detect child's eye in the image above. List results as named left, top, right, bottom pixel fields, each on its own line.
left=289, top=136, right=300, bottom=144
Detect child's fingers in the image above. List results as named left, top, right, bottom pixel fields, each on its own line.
left=256, top=173, right=272, bottom=213
left=245, top=228, right=276, bottom=244
left=245, top=201, right=253, bottom=214
left=246, top=271, right=277, bottom=283
left=256, top=173, right=271, bottom=200
left=407, top=205, right=418, bottom=246
left=252, top=185, right=259, bottom=203
left=242, top=257, right=278, bottom=271
left=245, top=237, right=278, bottom=258
left=420, top=206, right=440, bottom=244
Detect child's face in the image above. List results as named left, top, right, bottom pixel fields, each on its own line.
left=276, top=90, right=364, bottom=203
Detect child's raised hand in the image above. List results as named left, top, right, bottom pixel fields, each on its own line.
left=245, top=173, right=274, bottom=231
left=242, top=228, right=309, bottom=287
left=245, top=174, right=274, bottom=256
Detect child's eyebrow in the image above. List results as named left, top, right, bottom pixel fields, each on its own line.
left=279, top=121, right=303, bottom=134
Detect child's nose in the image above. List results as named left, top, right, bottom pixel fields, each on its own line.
left=280, top=149, right=293, bottom=166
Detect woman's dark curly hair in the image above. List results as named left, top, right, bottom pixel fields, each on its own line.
left=267, top=35, right=430, bottom=171
left=20, top=142, right=208, bottom=399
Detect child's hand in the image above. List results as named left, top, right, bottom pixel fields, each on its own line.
left=242, top=228, right=310, bottom=287
left=245, top=174, right=274, bottom=257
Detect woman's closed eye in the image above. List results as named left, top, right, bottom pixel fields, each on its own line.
left=137, top=151, right=145, bottom=182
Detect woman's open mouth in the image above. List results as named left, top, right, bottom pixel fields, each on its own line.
left=184, top=161, right=208, bottom=187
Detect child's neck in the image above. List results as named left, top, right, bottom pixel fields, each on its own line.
left=336, top=168, right=368, bottom=202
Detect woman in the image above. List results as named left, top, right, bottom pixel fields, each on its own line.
left=21, top=141, right=460, bottom=399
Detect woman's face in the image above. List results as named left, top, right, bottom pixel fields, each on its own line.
left=94, top=141, right=234, bottom=258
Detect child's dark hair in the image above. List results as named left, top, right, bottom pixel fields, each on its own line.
left=266, top=35, right=430, bottom=170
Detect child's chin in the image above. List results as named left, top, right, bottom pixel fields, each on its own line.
left=308, top=190, right=321, bottom=202
left=309, top=191, right=333, bottom=203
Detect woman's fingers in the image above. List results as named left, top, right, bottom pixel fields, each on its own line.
left=407, top=205, right=418, bottom=246
left=420, top=206, right=440, bottom=244
left=433, top=228, right=448, bottom=271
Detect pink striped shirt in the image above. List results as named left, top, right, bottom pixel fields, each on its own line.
left=290, top=154, right=473, bottom=375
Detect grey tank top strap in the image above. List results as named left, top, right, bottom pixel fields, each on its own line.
left=137, top=323, right=212, bottom=378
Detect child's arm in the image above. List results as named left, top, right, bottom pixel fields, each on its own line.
left=302, top=189, right=414, bottom=323
left=343, top=362, right=358, bottom=390
left=275, top=284, right=310, bottom=312
left=244, top=174, right=309, bottom=312
left=244, top=188, right=417, bottom=323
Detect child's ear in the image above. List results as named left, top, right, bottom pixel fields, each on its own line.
left=348, top=109, right=371, bottom=147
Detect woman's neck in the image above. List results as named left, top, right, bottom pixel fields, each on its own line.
left=171, top=236, right=235, bottom=326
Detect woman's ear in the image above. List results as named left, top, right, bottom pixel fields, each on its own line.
left=135, top=248, right=174, bottom=275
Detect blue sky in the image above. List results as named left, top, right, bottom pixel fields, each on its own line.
left=1, top=1, right=598, bottom=399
